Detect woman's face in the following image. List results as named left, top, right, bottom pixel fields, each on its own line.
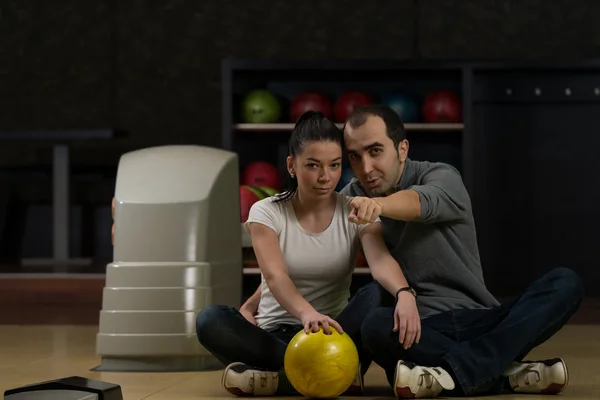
left=287, top=140, right=343, bottom=200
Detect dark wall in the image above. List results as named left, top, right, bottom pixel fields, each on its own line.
left=1, top=0, right=599, bottom=166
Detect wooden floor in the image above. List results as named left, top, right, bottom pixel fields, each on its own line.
left=0, top=276, right=598, bottom=398
left=0, top=324, right=598, bottom=399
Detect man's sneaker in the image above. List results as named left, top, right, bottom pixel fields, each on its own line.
left=342, top=364, right=364, bottom=396
left=221, top=362, right=279, bottom=396
left=393, top=360, right=455, bottom=398
left=503, top=358, right=568, bottom=394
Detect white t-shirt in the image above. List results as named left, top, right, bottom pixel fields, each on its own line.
left=244, top=192, right=371, bottom=331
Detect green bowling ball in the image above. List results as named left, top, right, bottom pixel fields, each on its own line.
left=241, top=90, right=281, bottom=123
left=244, top=185, right=267, bottom=200
left=259, top=186, right=279, bottom=197
left=245, top=185, right=279, bottom=199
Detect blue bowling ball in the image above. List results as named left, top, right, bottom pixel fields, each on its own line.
left=383, top=92, right=419, bottom=123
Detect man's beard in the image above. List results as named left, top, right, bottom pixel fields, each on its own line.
left=379, top=159, right=404, bottom=197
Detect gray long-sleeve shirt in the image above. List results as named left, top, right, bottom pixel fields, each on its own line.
left=341, top=158, right=500, bottom=319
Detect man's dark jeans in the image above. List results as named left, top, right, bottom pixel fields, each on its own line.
left=361, top=267, right=584, bottom=397
left=196, top=281, right=386, bottom=377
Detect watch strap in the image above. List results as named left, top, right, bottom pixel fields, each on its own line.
left=395, top=286, right=416, bottom=299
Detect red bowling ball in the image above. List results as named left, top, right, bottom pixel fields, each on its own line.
left=290, top=92, right=333, bottom=122
left=333, top=91, right=374, bottom=122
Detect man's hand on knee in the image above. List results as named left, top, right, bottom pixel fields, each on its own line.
left=393, top=291, right=421, bottom=349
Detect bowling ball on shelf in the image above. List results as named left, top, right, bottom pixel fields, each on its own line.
left=245, top=185, right=279, bottom=199
left=357, top=252, right=367, bottom=267
left=382, top=92, right=419, bottom=123
left=290, top=91, right=333, bottom=122
left=241, top=90, right=281, bottom=123
left=258, top=186, right=279, bottom=197
left=240, top=185, right=261, bottom=223
left=422, top=90, right=462, bottom=123
left=241, top=161, right=281, bottom=189
left=333, top=91, right=374, bottom=122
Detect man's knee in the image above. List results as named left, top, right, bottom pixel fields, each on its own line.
left=196, top=304, right=232, bottom=344
left=546, top=267, right=585, bottom=303
left=360, top=307, right=394, bottom=350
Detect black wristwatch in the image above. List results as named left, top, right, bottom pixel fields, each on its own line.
left=395, top=286, right=417, bottom=300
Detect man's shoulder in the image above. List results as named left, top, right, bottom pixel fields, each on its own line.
left=339, top=178, right=366, bottom=197
left=411, top=159, right=462, bottom=183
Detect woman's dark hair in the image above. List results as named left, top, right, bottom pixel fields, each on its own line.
left=273, top=110, right=342, bottom=203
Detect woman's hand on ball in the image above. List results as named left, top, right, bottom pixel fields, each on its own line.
left=300, top=308, right=344, bottom=335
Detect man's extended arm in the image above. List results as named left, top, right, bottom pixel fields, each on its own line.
left=378, top=163, right=470, bottom=224
left=376, top=190, right=421, bottom=221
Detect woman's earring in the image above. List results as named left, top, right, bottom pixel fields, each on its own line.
left=290, top=173, right=295, bottom=178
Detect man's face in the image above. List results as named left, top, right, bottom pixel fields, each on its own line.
left=344, top=115, right=408, bottom=197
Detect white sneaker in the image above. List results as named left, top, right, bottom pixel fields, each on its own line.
left=221, top=362, right=279, bottom=396
left=503, top=358, right=569, bottom=394
left=393, top=360, right=455, bottom=398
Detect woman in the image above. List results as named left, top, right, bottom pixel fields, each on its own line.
left=196, top=111, right=417, bottom=396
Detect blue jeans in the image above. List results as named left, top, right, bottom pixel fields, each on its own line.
left=196, top=281, right=386, bottom=376
left=361, top=267, right=584, bottom=397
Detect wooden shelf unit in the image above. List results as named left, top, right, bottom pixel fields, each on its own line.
left=224, top=60, right=468, bottom=295
left=233, top=123, right=464, bottom=132
left=224, top=58, right=600, bottom=297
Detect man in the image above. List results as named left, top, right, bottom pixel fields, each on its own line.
left=239, top=104, right=583, bottom=398
left=337, top=104, right=583, bottom=398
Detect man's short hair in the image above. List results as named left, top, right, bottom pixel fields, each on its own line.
left=345, top=104, right=406, bottom=148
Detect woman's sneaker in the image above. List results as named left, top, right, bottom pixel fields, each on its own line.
left=342, top=364, right=364, bottom=396
left=393, top=360, right=455, bottom=398
left=221, top=362, right=279, bottom=396
left=222, top=361, right=364, bottom=397
left=503, top=358, right=569, bottom=394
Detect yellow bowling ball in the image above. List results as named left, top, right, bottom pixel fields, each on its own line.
left=284, top=326, right=359, bottom=398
